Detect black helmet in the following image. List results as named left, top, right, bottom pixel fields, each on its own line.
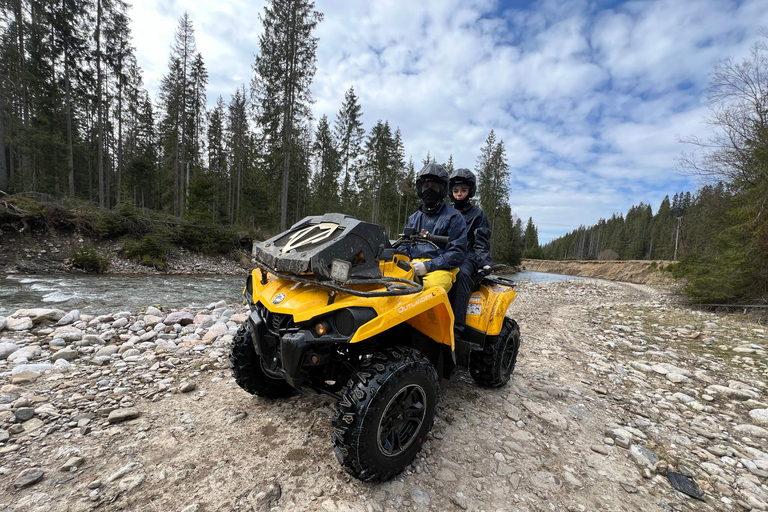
left=449, top=168, right=476, bottom=199
left=415, top=163, right=449, bottom=199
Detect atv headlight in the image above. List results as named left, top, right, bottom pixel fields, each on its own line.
left=334, top=308, right=377, bottom=337
left=330, top=259, right=351, bottom=284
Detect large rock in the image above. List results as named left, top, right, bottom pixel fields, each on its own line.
left=52, top=326, right=83, bottom=342
left=164, top=311, right=194, bottom=326
left=7, top=346, right=42, bottom=363
left=630, top=444, right=660, bottom=469
left=749, top=409, right=768, bottom=425
left=51, top=348, right=79, bottom=362
left=108, top=407, right=140, bottom=423
left=56, top=310, right=80, bottom=326
left=143, top=315, right=163, bottom=328
left=706, top=385, right=757, bottom=400
left=0, top=316, right=6, bottom=330
left=734, top=424, right=768, bottom=438
left=11, top=308, right=65, bottom=324
left=0, top=342, right=21, bottom=360
left=5, top=316, right=34, bottom=331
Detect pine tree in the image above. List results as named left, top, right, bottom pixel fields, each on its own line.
left=251, top=0, right=323, bottom=230
left=311, top=114, right=340, bottom=213
left=334, top=86, right=364, bottom=215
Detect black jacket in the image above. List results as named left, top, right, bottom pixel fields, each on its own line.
left=405, top=201, right=468, bottom=273
left=458, top=204, right=493, bottom=268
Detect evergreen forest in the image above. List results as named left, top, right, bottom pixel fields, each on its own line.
left=0, top=0, right=524, bottom=266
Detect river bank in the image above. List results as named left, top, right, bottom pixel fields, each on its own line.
left=1, top=278, right=766, bottom=511
left=523, top=258, right=678, bottom=287
left=0, top=228, right=247, bottom=276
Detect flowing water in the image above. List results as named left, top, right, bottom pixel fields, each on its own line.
left=0, top=270, right=582, bottom=316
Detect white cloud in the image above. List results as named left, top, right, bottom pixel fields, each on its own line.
left=129, top=0, right=768, bottom=243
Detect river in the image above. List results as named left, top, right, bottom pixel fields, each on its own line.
left=0, top=270, right=581, bottom=316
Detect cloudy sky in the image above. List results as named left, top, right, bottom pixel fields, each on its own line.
left=129, top=0, right=768, bottom=243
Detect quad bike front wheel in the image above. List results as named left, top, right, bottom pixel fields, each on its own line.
left=469, top=317, right=521, bottom=388
left=229, top=325, right=295, bottom=399
left=332, top=347, right=439, bottom=482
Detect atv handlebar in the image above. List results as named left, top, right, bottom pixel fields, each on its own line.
left=392, top=229, right=449, bottom=250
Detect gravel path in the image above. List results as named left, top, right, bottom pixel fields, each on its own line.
left=1, top=277, right=766, bottom=511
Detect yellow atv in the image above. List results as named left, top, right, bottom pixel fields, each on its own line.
left=230, top=213, right=520, bottom=482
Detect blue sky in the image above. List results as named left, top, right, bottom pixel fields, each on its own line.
left=130, top=0, right=768, bottom=243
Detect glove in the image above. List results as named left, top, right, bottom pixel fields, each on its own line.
left=413, top=261, right=428, bottom=277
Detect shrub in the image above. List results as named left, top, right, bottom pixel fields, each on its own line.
left=95, top=202, right=151, bottom=238
left=176, top=220, right=238, bottom=255
left=71, top=244, right=110, bottom=273
left=122, top=233, right=170, bottom=269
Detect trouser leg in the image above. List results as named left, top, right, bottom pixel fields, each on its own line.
left=451, top=259, right=476, bottom=337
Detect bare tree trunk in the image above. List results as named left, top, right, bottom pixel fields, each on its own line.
left=64, top=40, right=75, bottom=196
left=0, top=82, right=7, bottom=192
left=96, top=0, right=105, bottom=207
left=117, top=55, right=123, bottom=205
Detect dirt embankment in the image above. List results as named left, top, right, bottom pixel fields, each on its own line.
left=522, top=259, right=677, bottom=286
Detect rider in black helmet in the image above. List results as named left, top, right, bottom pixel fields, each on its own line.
left=405, top=163, right=468, bottom=293
left=449, top=168, right=493, bottom=340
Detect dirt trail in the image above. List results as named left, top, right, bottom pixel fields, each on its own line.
left=2, top=277, right=767, bottom=512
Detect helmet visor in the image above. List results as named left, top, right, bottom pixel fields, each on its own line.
left=419, top=180, right=444, bottom=195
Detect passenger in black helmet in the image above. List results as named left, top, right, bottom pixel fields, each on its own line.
left=405, top=163, right=468, bottom=294
left=449, top=168, right=493, bottom=340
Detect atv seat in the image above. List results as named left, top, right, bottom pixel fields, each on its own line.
left=471, top=264, right=509, bottom=290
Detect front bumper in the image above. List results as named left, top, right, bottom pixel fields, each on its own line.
left=246, top=308, right=347, bottom=389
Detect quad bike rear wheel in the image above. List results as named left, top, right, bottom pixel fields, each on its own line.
left=229, top=325, right=295, bottom=399
left=332, top=347, right=439, bottom=482
left=469, top=317, right=521, bottom=388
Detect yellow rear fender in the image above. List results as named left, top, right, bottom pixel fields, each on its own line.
left=487, top=286, right=517, bottom=336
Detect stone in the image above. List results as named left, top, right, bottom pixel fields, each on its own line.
left=108, top=462, right=141, bottom=482
left=52, top=326, right=83, bottom=342
left=4, top=317, right=34, bottom=331
left=0, top=316, right=5, bottom=330
left=630, top=444, right=660, bottom=469
left=14, top=468, right=44, bottom=488
left=143, top=314, right=163, bottom=327
left=410, top=488, right=430, bottom=506
left=60, top=456, right=85, bottom=471
left=15, top=407, right=35, bottom=421
left=7, top=346, right=41, bottom=362
left=51, top=348, right=79, bottom=361
left=145, top=306, right=163, bottom=317
left=748, top=409, right=768, bottom=425
left=734, top=424, right=768, bottom=438
left=705, top=385, right=757, bottom=400
left=666, top=373, right=689, bottom=383
left=11, top=371, right=42, bottom=384
left=563, top=470, right=583, bottom=488
left=530, top=471, right=562, bottom=491
left=591, top=444, right=608, bottom=455
left=108, top=407, right=140, bottom=423
left=506, top=404, right=522, bottom=421
left=57, top=310, right=80, bottom=326
left=248, top=479, right=281, bottom=512
left=95, top=345, right=119, bottom=357
left=164, top=311, right=194, bottom=326
left=0, top=342, right=20, bottom=360
left=11, top=308, right=65, bottom=323
left=179, top=381, right=196, bottom=393
left=522, top=400, right=568, bottom=430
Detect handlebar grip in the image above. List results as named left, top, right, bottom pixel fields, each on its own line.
left=427, top=234, right=449, bottom=244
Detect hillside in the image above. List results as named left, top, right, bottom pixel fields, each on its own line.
left=522, top=259, right=677, bottom=287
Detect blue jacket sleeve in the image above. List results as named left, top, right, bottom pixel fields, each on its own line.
left=425, top=212, right=468, bottom=272
left=474, top=210, right=493, bottom=268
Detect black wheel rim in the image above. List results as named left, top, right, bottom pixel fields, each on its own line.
left=501, top=333, right=517, bottom=373
left=377, top=384, right=427, bottom=457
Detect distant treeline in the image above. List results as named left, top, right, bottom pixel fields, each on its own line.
left=540, top=37, right=768, bottom=304
left=0, top=0, right=525, bottom=265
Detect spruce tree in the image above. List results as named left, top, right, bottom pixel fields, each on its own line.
left=251, top=0, right=323, bottom=230
left=334, top=86, right=364, bottom=215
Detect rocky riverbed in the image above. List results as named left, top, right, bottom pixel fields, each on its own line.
left=0, top=278, right=767, bottom=511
